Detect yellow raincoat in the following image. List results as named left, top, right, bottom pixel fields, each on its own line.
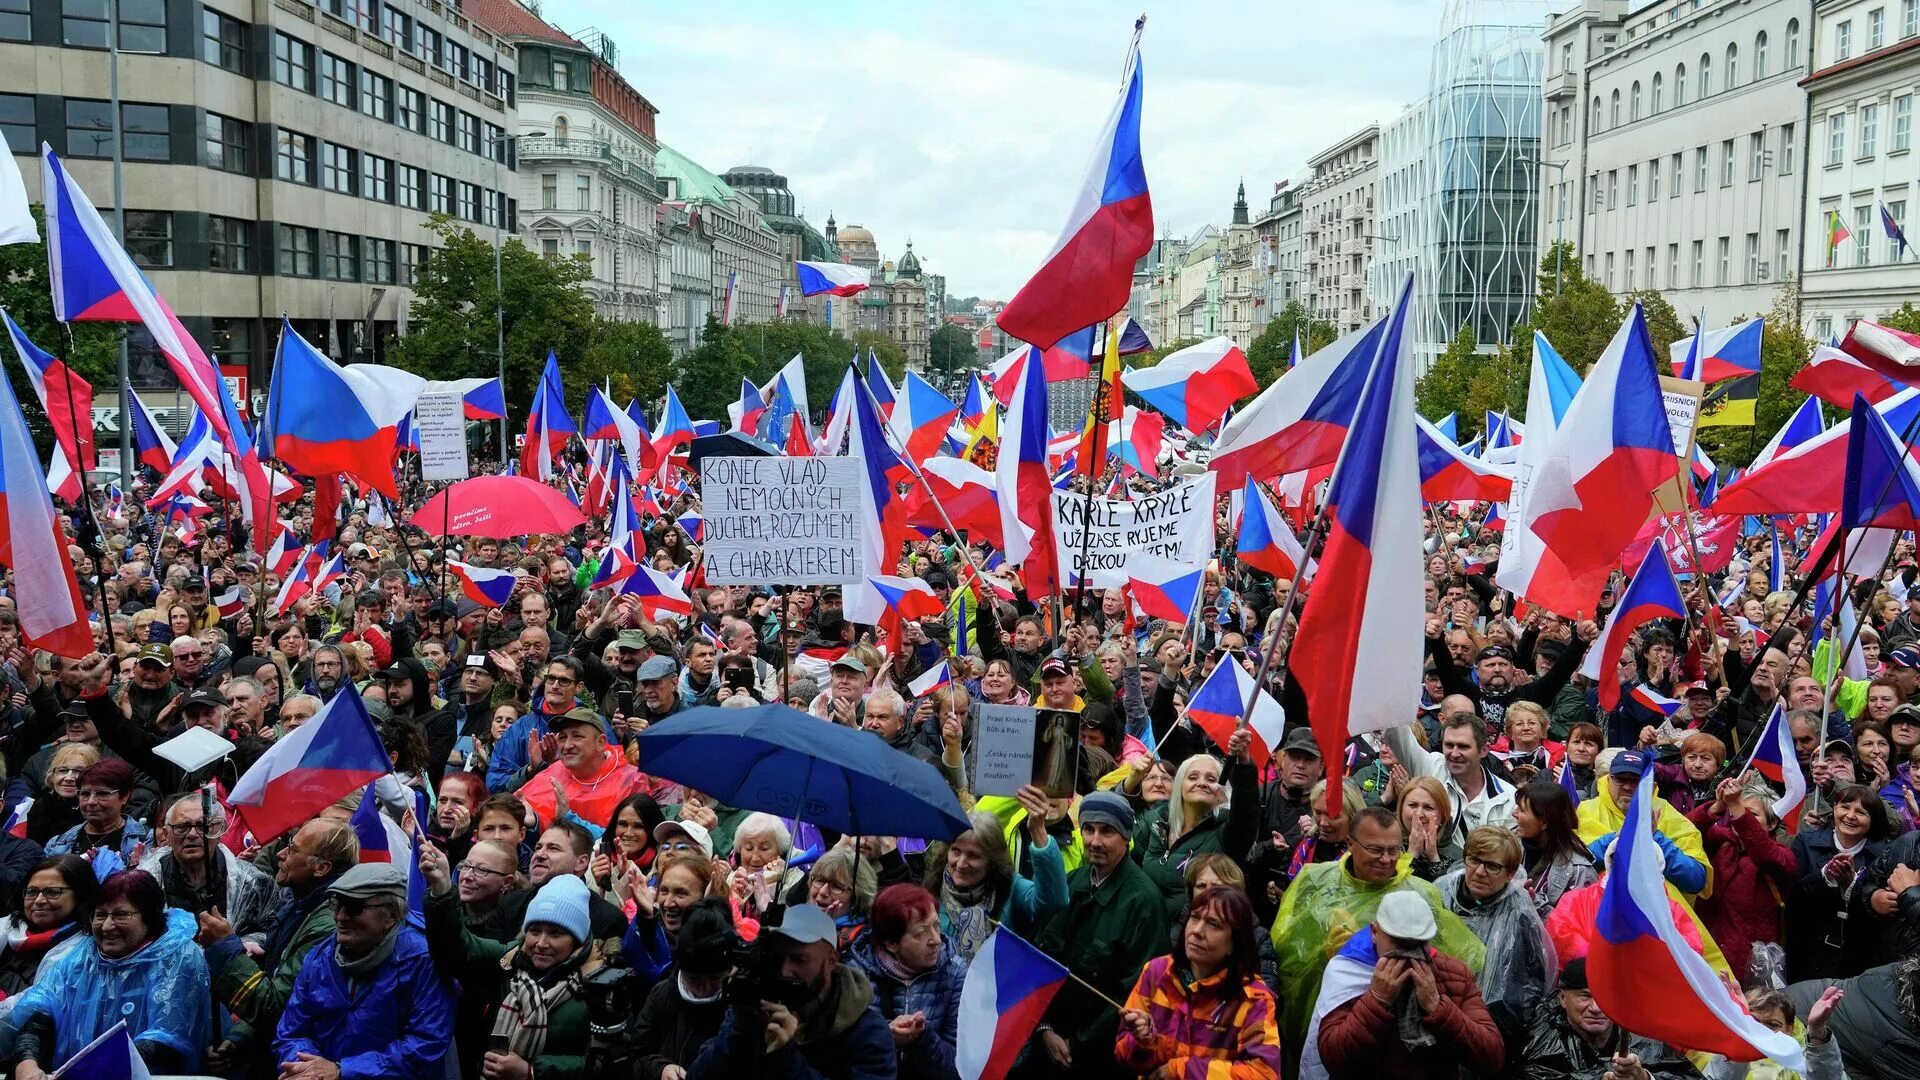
left=1575, top=789, right=1734, bottom=979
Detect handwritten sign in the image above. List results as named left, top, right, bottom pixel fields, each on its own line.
left=1659, top=375, right=1704, bottom=459
left=415, top=391, right=469, bottom=482
left=700, top=456, right=866, bottom=585
left=971, top=703, right=1038, bottom=798
left=1050, top=472, right=1218, bottom=588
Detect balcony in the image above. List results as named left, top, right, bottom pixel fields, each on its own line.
left=520, top=138, right=659, bottom=193
left=1545, top=69, right=1579, bottom=101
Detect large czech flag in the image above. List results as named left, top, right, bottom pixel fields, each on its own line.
left=1715, top=388, right=1920, bottom=516
left=995, top=20, right=1151, bottom=351
left=1122, top=336, right=1255, bottom=434
left=908, top=457, right=1002, bottom=547
left=1577, top=539, right=1687, bottom=710
left=795, top=260, right=870, bottom=297
left=1669, top=319, right=1764, bottom=384
left=1208, top=317, right=1388, bottom=489
left=1125, top=553, right=1206, bottom=624
left=1287, top=277, right=1424, bottom=810
left=1235, top=475, right=1313, bottom=581
left=1792, top=343, right=1910, bottom=409
left=228, top=685, right=389, bottom=843
left=1841, top=392, right=1920, bottom=531
left=3, top=311, right=94, bottom=502
left=1414, top=415, right=1512, bottom=504
left=1748, top=396, right=1824, bottom=471
left=520, top=351, right=576, bottom=482
left=1589, top=753, right=1805, bottom=1067
left=0, top=342, right=91, bottom=656
left=889, top=371, right=961, bottom=463
left=1183, top=649, right=1288, bottom=770
left=995, top=334, right=1058, bottom=595
left=266, top=319, right=423, bottom=498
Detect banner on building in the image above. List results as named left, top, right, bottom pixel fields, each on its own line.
left=1050, top=472, right=1217, bottom=588
left=700, top=455, right=866, bottom=585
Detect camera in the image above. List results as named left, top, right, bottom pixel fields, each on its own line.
left=724, top=939, right=809, bottom=1010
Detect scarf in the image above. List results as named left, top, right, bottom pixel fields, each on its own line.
left=336, top=921, right=401, bottom=981
left=1382, top=947, right=1438, bottom=1052
left=491, top=947, right=588, bottom=1063
left=940, top=871, right=996, bottom=960
left=869, top=942, right=919, bottom=986
left=1, top=917, right=78, bottom=961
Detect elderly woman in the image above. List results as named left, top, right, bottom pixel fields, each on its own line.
left=42, top=758, right=152, bottom=862
left=1116, top=886, right=1282, bottom=1079
left=1134, top=741, right=1259, bottom=906
left=1280, top=780, right=1366, bottom=891
left=805, top=845, right=879, bottom=953
left=1399, top=775, right=1461, bottom=881
left=727, top=812, right=804, bottom=922
left=1696, top=774, right=1798, bottom=977
left=0, top=856, right=97, bottom=995
left=1439, top=826, right=1556, bottom=1047
left=3, top=870, right=209, bottom=1078
left=921, top=789, right=1068, bottom=962
left=847, top=884, right=966, bottom=1079
left=25, top=743, right=97, bottom=845
left=422, top=845, right=602, bottom=1080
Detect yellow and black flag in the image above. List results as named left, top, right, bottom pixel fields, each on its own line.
left=1077, top=318, right=1123, bottom=477
left=1697, top=372, right=1758, bottom=428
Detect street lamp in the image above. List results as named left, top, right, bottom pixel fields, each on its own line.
left=483, top=128, right=546, bottom=457
left=1519, top=156, right=1568, bottom=294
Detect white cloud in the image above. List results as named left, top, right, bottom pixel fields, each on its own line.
left=557, top=0, right=1444, bottom=298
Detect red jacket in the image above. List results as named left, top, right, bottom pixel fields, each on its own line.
left=1316, top=949, right=1504, bottom=1080
left=1696, top=808, right=1797, bottom=977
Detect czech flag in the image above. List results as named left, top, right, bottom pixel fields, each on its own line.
left=1578, top=539, right=1687, bottom=710
left=1208, top=317, right=1388, bottom=489
left=271, top=549, right=315, bottom=616
left=228, top=685, right=390, bottom=843
left=1629, top=683, right=1684, bottom=717
left=4, top=311, right=94, bottom=501
left=1746, top=398, right=1824, bottom=477
left=1514, top=305, right=1678, bottom=619
left=654, top=384, right=696, bottom=459
left=1287, top=277, right=1424, bottom=812
left=1122, top=336, right=1256, bottom=434
left=995, top=330, right=1059, bottom=596
left=995, top=19, right=1151, bottom=351
left=1235, top=476, right=1312, bottom=581
left=422, top=375, right=506, bottom=421
left=619, top=563, right=692, bottom=619
left=0, top=348, right=91, bottom=656
left=450, top=559, right=519, bottom=607
left=214, top=587, right=247, bottom=619
left=868, top=575, right=945, bottom=620
left=866, top=351, right=897, bottom=419
left=1670, top=320, right=1764, bottom=384
left=1184, top=649, right=1288, bottom=770
left=1589, top=752, right=1806, bottom=1067
left=1838, top=318, right=1920, bottom=384
left=265, top=524, right=301, bottom=575
left=908, top=661, right=954, bottom=699
left=585, top=385, right=649, bottom=482
left=1415, top=415, right=1512, bottom=503
left=350, top=782, right=395, bottom=862
left=127, top=391, right=177, bottom=475
left=796, top=260, right=871, bottom=297
left=266, top=320, right=422, bottom=498
left=1792, top=344, right=1910, bottom=409
left=309, top=550, right=347, bottom=596
left=1841, top=392, right=1920, bottom=531
left=1126, top=554, right=1205, bottom=624
left=955, top=925, right=1068, bottom=1080
left=676, top=511, right=704, bottom=542
left=1108, top=405, right=1165, bottom=478
left=837, top=377, right=912, bottom=627
left=908, top=457, right=1002, bottom=547
left=520, top=352, right=576, bottom=482
left=1718, top=387, right=1920, bottom=516
left=889, top=371, right=961, bottom=463
left=729, top=377, right=767, bottom=434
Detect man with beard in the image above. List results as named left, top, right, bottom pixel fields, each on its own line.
left=374, top=659, right=455, bottom=786
left=1425, top=614, right=1598, bottom=735
left=306, top=644, right=350, bottom=702
left=687, top=904, right=895, bottom=1079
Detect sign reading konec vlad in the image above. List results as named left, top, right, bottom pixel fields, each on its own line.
left=1050, top=471, right=1217, bottom=588
left=700, top=456, right=867, bottom=585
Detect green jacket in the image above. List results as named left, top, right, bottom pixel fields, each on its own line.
left=208, top=888, right=337, bottom=1057
left=425, top=889, right=598, bottom=1080
left=1036, top=855, right=1166, bottom=1061
left=1131, top=759, right=1259, bottom=910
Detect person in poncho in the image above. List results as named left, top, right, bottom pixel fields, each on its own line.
left=1577, top=749, right=1713, bottom=902
left=1271, top=804, right=1486, bottom=1077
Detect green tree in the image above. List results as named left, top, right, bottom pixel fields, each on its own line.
left=0, top=206, right=120, bottom=425
left=581, top=319, right=673, bottom=407
left=1245, top=301, right=1337, bottom=386
left=928, top=323, right=973, bottom=384
left=386, top=216, right=598, bottom=418
left=675, top=315, right=754, bottom=419
left=1625, top=289, right=1687, bottom=362
left=1415, top=325, right=1478, bottom=432
left=1879, top=301, right=1920, bottom=335
left=851, top=330, right=906, bottom=383
left=1528, top=250, right=1622, bottom=375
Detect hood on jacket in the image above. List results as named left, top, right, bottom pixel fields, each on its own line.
left=800, top=963, right=877, bottom=1044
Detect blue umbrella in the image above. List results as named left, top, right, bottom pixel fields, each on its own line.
left=635, top=703, right=970, bottom=841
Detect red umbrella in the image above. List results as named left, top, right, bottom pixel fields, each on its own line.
left=407, top=475, right=587, bottom=537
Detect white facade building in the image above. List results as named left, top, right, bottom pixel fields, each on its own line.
left=1301, top=125, right=1382, bottom=334
left=1375, top=101, right=1430, bottom=347
left=1542, top=0, right=1808, bottom=327
left=1801, top=0, right=1920, bottom=340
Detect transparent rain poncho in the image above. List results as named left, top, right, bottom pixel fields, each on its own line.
left=1437, top=868, right=1559, bottom=1027
left=3, top=907, right=211, bottom=1071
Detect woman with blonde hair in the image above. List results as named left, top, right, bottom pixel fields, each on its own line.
left=27, top=744, right=100, bottom=845
left=1134, top=745, right=1259, bottom=903
left=1398, top=774, right=1460, bottom=880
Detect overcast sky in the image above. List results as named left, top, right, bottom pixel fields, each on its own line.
left=556, top=0, right=1452, bottom=300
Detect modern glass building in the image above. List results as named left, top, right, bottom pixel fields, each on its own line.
left=1375, top=0, right=1548, bottom=371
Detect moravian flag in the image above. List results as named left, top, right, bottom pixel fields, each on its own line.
left=1696, top=372, right=1759, bottom=429
left=1077, top=318, right=1123, bottom=478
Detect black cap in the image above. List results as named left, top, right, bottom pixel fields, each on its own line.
left=426, top=599, right=458, bottom=620
left=183, top=687, right=226, bottom=711
left=463, top=653, right=500, bottom=679
left=1476, top=644, right=1514, bottom=662
left=673, top=900, right=741, bottom=977
left=1558, top=957, right=1589, bottom=991
left=375, top=664, right=411, bottom=682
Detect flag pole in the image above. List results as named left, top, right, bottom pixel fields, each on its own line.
left=985, top=917, right=1126, bottom=1012
left=1070, top=321, right=1112, bottom=621
left=1239, top=495, right=1329, bottom=731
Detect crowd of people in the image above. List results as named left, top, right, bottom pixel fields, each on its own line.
left=0, top=477, right=1916, bottom=1080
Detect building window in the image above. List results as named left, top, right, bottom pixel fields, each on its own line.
left=1694, top=146, right=1708, bottom=192
left=1691, top=239, right=1704, bottom=285
left=1776, top=229, right=1792, bottom=280
left=456, top=181, right=478, bottom=221
left=541, top=238, right=559, bottom=261
left=1781, top=123, right=1796, bottom=173
left=1700, top=53, right=1712, bottom=96
left=319, top=53, right=353, bottom=108
left=202, top=10, right=249, bottom=74
left=1900, top=96, right=1915, bottom=151
left=1745, top=233, right=1761, bottom=281
left=398, top=165, right=423, bottom=209
left=1788, top=19, right=1801, bottom=63
left=0, top=0, right=27, bottom=42
left=365, top=238, right=396, bottom=284
left=1726, top=43, right=1739, bottom=86
left=1862, top=103, right=1880, bottom=158
left=430, top=101, right=454, bottom=144
left=1908, top=0, right=1918, bottom=38
left=415, top=25, right=441, bottom=67
left=552, top=59, right=572, bottom=92
left=361, top=153, right=391, bottom=202
left=1630, top=81, right=1642, bottom=120
left=1610, top=89, right=1621, bottom=127
left=1717, top=236, right=1730, bottom=284
left=1604, top=252, right=1615, bottom=290
left=204, top=112, right=250, bottom=173
left=320, top=143, right=355, bottom=194
left=1652, top=72, right=1663, bottom=112
left=1649, top=157, right=1661, bottom=199
left=430, top=174, right=452, bottom=214
left=323, top=232, right=358, bottom=280
left=1675, top=63, right=1687, bottom=105
left=1890, top=201, right=1909, bottom=261
left=0, top=93, right=33, bottom=149
left=1828, top=113, right=1847, bottom=166
left=123, top=210, right=171, bottom=268
left=397, top=87, right=425, bottom=133
left=274, top=33, right=314, bottom=93
left=1755, top=31, right=1769, bottom=78
left=1627, top=164, right=1638, bottom=205
left=1721, top=139, right=1735, bottom=186
left=207, top=215, right=250, bottom=271
left=457, top=112, right=479, bottom=155
left=576, top=174, right=592, bottom=211
left=381, top=6, right=411, bottom=49
left=360, top=71, right=391, bottom=122
left=541, top=174, right=557, bottom=210
left=1624, top=249, right=1636, bottom=290
left=1590, top=96, right=1602, bottom=131
left=277, top=224, right=317, bottom=276
left=1667, top=243, right=1680, bottom=286
left=65, top=0, right=164, bottom=51
left=65, top=100, right=169, bottom=160
left=1670, top=153, right=1683, bottom=196
left=1857, top=205, right=1874, bottom=265
left=1838, top=20, right=1853, bottom=62
left=275, top=129, right=314, bottom=184
left=400, top=243, right=428, bottom=285
left=1749, top=132, right=1767, bottom=180
left=1872, top=7, right=1887, bottom=49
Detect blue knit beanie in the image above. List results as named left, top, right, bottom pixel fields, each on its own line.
left=523, top=873, right=592, bottom=943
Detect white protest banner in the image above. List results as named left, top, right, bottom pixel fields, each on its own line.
left=700, top=455, right=866, bottom=585
left=1050, top=472, right=1217, bottom=589
left=414, top=391, right=470, bottom=482
left=971, top=703, right=1038, bottom=798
